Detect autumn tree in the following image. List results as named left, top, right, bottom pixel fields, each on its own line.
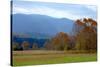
left=51, top=32, right=70, bottom=50
left=72, top=19, right=85, bottom=36
left=75, top=18, right=97, bottom=52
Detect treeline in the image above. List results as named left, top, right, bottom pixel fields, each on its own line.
left=12, top=18, right=97, bottom=52
left=12, top=41, right=39, bottom=50
left=44, top=18, right=97, bottom=52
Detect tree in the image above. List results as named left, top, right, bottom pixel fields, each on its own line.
left=21, top=41, right=30, bottom=50
left=69, top=35, right=76, bottom=50
left=32, top=43, right=38, bottom=50
left=76, top=27, right=97, bottom=51
left=72, top=19, right=85, bottom=36
left=51, top=32, right=70, bottom=50
left=12, top=42, right=23, bottom=51
left=75, top=18, right=97, bottom=51
left=12, top=42, right=19, bottom=50
left=44, top=39, right=54, bottom=50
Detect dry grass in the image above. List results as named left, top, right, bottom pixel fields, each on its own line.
left=12, top=50, right=97, bottom=66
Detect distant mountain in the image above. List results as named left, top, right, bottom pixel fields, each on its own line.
left=12, top=14, right=74, bottom=38
left=12, top=32, right=52, bottom=39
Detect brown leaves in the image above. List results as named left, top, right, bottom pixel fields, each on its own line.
left=75, top=18, right=97, bottom=27
left=75, top=19, right=84, bottom=26
left=81, top=27, right=96, bottom=33
left=75, top=18, right=97, bottom=51
left=49, top=32, right=70, bottom=50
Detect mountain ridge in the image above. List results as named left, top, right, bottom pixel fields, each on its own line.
left=12, top=13, right=74, bottom=38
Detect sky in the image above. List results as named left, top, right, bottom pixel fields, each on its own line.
left=12, top=1, right=97, bottom=20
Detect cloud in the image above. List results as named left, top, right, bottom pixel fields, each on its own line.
left=13, top=1, right=97, bottom=20
left=13, top=6, right=82, bottom=20
left=86, top=6, right=97, bottom=12
left=13, top=7, right=30, bottom=14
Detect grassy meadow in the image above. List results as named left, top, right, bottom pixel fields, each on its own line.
left=12, top=1, right=97, bottom=66
left=12, top=50, right=97, bottom=66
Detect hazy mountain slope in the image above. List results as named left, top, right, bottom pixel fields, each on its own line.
left=12, top=14, right=74, bottom=37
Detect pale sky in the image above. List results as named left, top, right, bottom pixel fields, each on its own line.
left=12, top=1, right=97, bottom=20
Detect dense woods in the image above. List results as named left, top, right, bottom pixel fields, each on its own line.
left=12, top=18, right=97, bottom=53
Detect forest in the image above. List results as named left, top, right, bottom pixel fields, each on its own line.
left=12, top=18, right=97, bottom=53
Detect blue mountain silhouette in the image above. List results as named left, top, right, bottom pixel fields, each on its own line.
left=12, top=14, right=74, bottom=38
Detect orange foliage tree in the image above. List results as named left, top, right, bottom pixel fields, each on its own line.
left=50, top=32, right=70, bottom=50
left=74, top=18, right=97, bottom=51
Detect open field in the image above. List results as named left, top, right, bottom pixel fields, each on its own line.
left=12, top=50, right=97, bottom=66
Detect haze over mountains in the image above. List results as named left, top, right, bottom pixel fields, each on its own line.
left=12, top=14, right=74, bottom=38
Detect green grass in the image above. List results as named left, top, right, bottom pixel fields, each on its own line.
left=12, top=50, right=97, bottom=66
